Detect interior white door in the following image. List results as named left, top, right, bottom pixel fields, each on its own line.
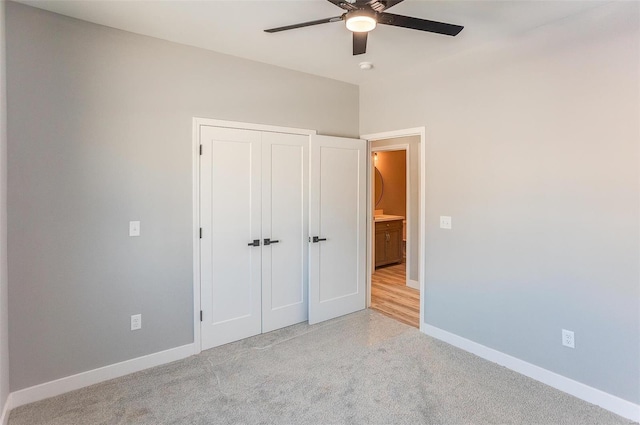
left=261, top=132, right=309, bottom=332
left=309, top=134, right=367, bottom=324
left=200, top=126, right=262, bottom=350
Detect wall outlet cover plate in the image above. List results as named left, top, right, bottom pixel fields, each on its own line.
left=131, top=314, right=142, bottom=330
left=562, top=329, right=575, bottom=348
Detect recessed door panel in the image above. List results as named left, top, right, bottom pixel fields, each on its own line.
left=319, top=147, right=359, bottom=301
left=262, top=132, right=309, bottom=332
left=309, top=135, right=367, bottom=324
left=200, top=126, right=262, bottom=350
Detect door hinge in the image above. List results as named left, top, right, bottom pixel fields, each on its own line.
left=200, top=310, right=203, bottom=322
left=199, top=145, right=203, bottom=155
left=199, top=228, right=202, bottom=239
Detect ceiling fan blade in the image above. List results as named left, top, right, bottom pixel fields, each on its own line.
left=378, top=12, right=463, bottom=36
left=365, top=0, right=404, bottom=12
left=265, top=16, right=343, bottom=33
left=353, top=32, right=368, bottom=55
left=326, top=0, right=358, bottom=11
left=380, top=0, right=405, bottom=10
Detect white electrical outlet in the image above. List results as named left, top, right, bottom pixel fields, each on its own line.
left=129, top=221, right=140, bottom=237
left=562, top=329, right=574, bottom=348
left=440, top=216, right=452, bottom=229
left=131, top=314, right=142, bottom=331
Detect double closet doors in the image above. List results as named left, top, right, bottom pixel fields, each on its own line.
left=199, top=124, right=366, bottom=351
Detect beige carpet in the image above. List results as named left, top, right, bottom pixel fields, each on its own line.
left=8, top=310, right=633, bottom=425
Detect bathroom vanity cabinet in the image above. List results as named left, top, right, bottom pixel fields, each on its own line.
left=374, top=217, right=404, bottom=268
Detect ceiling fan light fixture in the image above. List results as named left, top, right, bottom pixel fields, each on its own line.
left=263, top=0, right=465, bottom=56
left=345, top=12, right=377, bottom=33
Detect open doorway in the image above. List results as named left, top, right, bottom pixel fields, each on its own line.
left=365, top=131, right=424, bottom=329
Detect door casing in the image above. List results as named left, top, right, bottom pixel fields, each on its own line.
left=361, top=128, right=426, bottom=332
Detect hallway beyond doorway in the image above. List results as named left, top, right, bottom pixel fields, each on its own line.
left=370, top=263, right=419, bottom=328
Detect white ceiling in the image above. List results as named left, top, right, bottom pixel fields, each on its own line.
left=17, top=0, right=609, bottom=85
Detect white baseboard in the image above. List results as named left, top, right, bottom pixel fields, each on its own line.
left=1, top=393, right=11, bottom=425
left=9, top=343, right=195, bottom=411
left=422, top=324, right=640, bottom=422
left=407, top=279, right=419, bottom=290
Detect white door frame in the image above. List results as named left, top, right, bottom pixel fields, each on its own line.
left=370, top=144, right=413, bottom=289
left=361, top=127, right=426, bottom=331
left=192, top=117, right=316, bottom=354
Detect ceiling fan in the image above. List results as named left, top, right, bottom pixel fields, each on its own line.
left=264, top=0, right=464, bottom=56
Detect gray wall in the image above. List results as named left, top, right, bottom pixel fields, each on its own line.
left=361, top=2, right=640, bottom=404
left=371, top=136, right=420, bottom=283
left=6, top=1, right=359, bottom=391
left=0, top=0, right=9, bottom=416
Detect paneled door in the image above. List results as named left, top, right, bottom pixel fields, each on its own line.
left=261, top=132, right=309, bottom=332
left=200, top=126, right=262, bottom=349
left=309, top=135, right=367, bottom=324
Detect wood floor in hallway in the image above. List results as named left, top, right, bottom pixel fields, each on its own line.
left=370, top=262, right=420, bottom=328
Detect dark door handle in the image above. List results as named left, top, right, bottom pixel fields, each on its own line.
left=248, top=239, right=260, bottom=247
left=264, top=238, right=280, bottom=246
left=312, top=236, right=327, bottom=243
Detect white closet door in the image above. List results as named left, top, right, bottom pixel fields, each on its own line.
left=309, top=134, right=367, bottom=324
left=261, top=132, right=309, bottom=332
left=200, top=126, right=262, bottom=350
